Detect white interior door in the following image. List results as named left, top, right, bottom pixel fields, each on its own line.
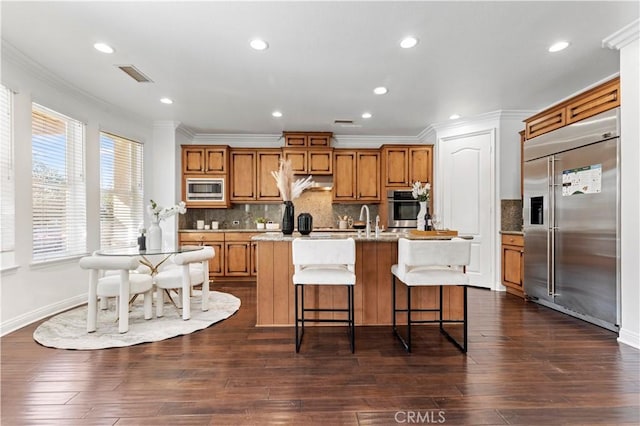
left=439, top=130, right=494, bottom=288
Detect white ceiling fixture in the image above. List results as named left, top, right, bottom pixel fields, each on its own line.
left=449, top=114, right=461, bottom=120
left=93, top=42, right=114, bottom=54
left=250, top=38, right=269, bottom=51
left=272, top=111, right=282, bottom=118
left=160, top=98, right=173, bottom=105
left=548, top=41, right=570, bottom=52
left=373, top=86, right=388, bottom=95
left=362, top=112, right=372, bottom=119
left=400, top=36, right=419, bottom=49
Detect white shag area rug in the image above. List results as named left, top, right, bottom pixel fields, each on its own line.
left=33, top=291, right=241, bottom=350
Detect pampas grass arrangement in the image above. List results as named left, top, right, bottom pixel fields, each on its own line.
left=271, top=159, right=314, bottom=201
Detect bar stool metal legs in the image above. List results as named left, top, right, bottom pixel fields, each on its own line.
left=392, top=276, right=468, bottom=353
left=295, top=284, right=355, bottom=353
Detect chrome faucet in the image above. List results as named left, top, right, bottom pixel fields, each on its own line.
left=359, top=205, right=371, bottom=238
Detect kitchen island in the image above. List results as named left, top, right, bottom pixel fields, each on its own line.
left=253, top=232, right=465, bottom=326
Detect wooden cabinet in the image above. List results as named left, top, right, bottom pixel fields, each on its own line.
left=525, top=77, right=619, bottom=139
left=501, top=234, right=524, bottom=298
left=333, top=149, right=380, bottom=203
left=231, top=149, right=282, bottom=202
left=182, top=146, right=227, bottom=174
left=224, top=232, right=258, bottom=277
left=382, top=145, right=433, bottom=187
left=282, top=148, right=333, bottom=175
left=230, top=149, right=256, bottom=201
left=283, top=131, right=332, bottom=147
left=256, top=150, right=282, bottom=200
left=178, top=232, right=225, bottom=277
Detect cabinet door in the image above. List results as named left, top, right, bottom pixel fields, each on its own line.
left=230, top=150, right=256, bottom=201
left=525, top=108, right=565, bottom=139
left=224, top=241, right=251, bottom=276
left=408, top=147, right=432, bottom=185
left=566, top=78, right=620, bottom=124
left=178, top=233, right=225, bottom=278
left=182, top=147, right=206, bottom=174
left=282, top=149, right=307, bottom=174
left=257, top=150, right=282, bottom=200
left=384, top=147, right=409, bottom=187
left=284, top=133, right=307, bottom=147
left=502, top=245, right=523, bottom=289
left=357, top=151, right=380, bottom=201
left=333, top=151, right=357, bottom=201
left=308, top=149, right=332, bottom=175
left=204, top=147, right=227, bottom=174
left=308, top=133, right=331, bottom=147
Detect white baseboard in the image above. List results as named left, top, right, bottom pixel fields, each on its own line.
left=1, top=294, right=86, bottom=337
left=617, top=327, right=640, bottom=349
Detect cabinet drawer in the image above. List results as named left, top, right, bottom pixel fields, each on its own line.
left=179, top=232, right=225, bottom=243
left=501, top=234, right=523, bottom=247
left=224, top=232, right=258, bottom=241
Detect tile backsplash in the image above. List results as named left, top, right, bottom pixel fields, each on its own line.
left=180, top=190, right=378, bottom=230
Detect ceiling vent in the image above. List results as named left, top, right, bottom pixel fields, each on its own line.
left=117, top=65, right=153, bottom=83
left=334, top=119, right=354, bottom=124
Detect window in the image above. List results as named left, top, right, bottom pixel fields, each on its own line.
left=0, top=85, right=14, bottom=255
left=32, top=103, right=86, bottom=262
left=100, top=132, right=143, bottom=249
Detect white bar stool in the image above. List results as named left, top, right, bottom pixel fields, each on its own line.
left=391, top=237, right=471, bottom=353
left=292, top=237, right=356, bottom=353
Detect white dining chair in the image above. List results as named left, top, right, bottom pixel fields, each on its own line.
left=79, top=255, right=154, bottom=334
left=292, top=237, right=356, bottom=353
left=153, top=246, right=214, bottom=320
left=391, top=237, right=471, bottom=353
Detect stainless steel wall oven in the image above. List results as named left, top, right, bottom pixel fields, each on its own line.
left=387, top=190, right=420, bottom=230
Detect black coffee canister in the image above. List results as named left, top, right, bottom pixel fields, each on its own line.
left=297, top=213, right=313, bottom=235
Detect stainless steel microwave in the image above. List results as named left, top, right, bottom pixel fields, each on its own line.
left=186, top=178, right=224, bottom=202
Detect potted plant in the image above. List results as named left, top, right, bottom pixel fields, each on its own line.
left=255, top=217, right=267, bottom=230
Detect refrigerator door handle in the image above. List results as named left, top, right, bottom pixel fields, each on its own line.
left=548, top=156, right=557, bottom=296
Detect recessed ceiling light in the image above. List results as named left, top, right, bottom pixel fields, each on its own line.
left=373, top=86, right=388, bottom=95
left=250, top=39, right=269, bottom=51
left=400, top=37, right=419, bottom=49
left=160, top=97, right=173, bottom=105
left=449, top=114, right=461, bottom=120
left=548, top=41, right=570, bottom=52
left=272, top=111, right=282, bottom=118
left=93, top=42, right=114, bottom=54
left=362, top=112, right=372, bottom=119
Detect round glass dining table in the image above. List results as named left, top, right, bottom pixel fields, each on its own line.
left=96, top=246, right=203, bottom=275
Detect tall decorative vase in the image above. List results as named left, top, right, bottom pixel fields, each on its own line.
left=147, top=218, right=162, bottom=250
left=416, top=201, right=427, bottom=230
left=282, top=201, right=295, bottom=235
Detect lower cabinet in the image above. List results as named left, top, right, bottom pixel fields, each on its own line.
left=501, top=234, right=524, bottom=298
left=178, top=232, right=258, bottom=280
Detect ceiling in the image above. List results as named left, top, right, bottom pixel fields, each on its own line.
left=1, top=1, right=638, bottom=137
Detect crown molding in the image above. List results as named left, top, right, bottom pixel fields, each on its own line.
left=603, top=19, right=640, bottom=50
left=332, top=134, right=420, bottom=147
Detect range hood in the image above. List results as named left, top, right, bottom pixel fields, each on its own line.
left=308, top=175, right=333, bottom=191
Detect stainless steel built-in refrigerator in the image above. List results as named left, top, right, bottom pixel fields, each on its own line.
left=523, top=108, right=620, bottom=332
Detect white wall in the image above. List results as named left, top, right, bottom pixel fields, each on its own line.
left=604, top=21, right=640, bottom=348
left=0, top=48, right=154, bottom=335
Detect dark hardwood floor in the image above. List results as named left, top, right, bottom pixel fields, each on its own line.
left=2, top=282, right=639, bottom=425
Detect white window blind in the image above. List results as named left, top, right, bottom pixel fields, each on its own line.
left=100, top=132, right=144, bottom=249
left=0, top=85, right=14, bottom=253
left=32, top=103, right=86, bottom=262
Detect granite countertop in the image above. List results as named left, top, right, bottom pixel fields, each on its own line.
left=253, top=231, right=472, bottom=242
left=500, top=230, right=524, bottom=236
left=179, top=228, right=357, bottom=233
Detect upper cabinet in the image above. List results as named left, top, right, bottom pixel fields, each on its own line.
left=230, top=149, right=282, bottom=202
left=182, top=146, right=228, bottom=175
left=382, top=145, right=432, bottom=187
left=282, top=148, right=333, bottom=175
left=525, top=77, right=620, bottom=139
left=333, top=149, right=380, bottom=203
left=283, top=131, right=332, bottom=147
